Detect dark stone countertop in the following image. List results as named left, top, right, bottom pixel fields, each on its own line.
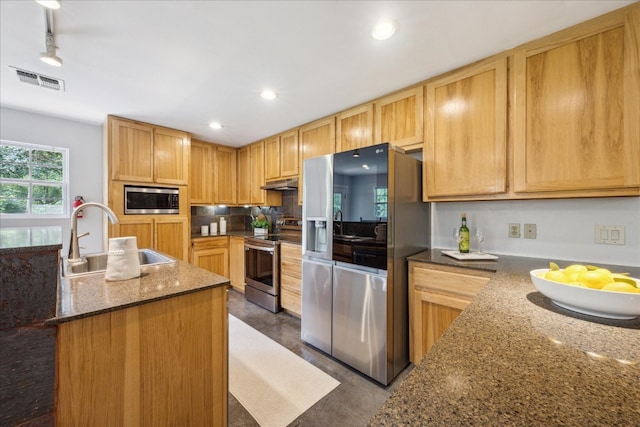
left=369, top=249, right=640, bottom=427
left=46, top=259, right=230, bottom=325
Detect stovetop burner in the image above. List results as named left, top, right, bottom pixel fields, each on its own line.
left=250, top=233, right=302, bottom=244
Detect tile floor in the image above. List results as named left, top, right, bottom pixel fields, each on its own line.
left=226, top=288, right=412, bottom=427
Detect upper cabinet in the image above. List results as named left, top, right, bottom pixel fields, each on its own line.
left=336, top=103, right=374, bottom=152
left=108, top=116, right=189, bottom=185
left=375, top=87, right=423, bottom=150
left=512, top=6, right=640, bottom=196
left=190, top=139, right=214, bottom=204
left=423, top=57, right=508, bottom=199
left=214, top=145, right=237, bottom=205
left=298, top=117, right=336, bottom=204
left=265, top=130, right=300, bottom=182
left=238, top=142, right=282, bottom=206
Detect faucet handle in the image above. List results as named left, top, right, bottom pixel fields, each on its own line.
left=77, top=232, right=90, bottom=239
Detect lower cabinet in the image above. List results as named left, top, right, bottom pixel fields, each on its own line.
left=409, top=261, right=493, bottom=364
left=191, top=236, right=229, bottom=278
left=55, top=286, right=227, bottom=426
left=280, top=242, right=302, bottom=316
left=229, top=236, right=246, bottom=292
left=111, top=216, right=189, bottom=262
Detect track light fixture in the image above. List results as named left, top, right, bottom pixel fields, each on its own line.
left=36, top=0, right=61, bottom=9
left=353, top=149, right=360, bottom=158
left=40, top=9, right=62, bottom=67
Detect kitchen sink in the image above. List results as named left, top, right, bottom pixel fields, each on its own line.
left=62, top=249, right=175, bottom=277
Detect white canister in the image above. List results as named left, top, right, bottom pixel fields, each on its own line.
left=105, top=236, right=141, bottom=281
left=210, top=222, right=218, bottom=234
left=219, top=217, right=227, bottom=234
left=201, top=225, right=209, bottom=236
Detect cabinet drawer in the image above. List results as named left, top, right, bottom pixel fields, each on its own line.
left=281, top=260, right=302, bottom=280
left=192, top=236, right=229, bottom=251
left=280, top=288, right=301, bottom=316
left=280, top=243, right=302, bottom=260
left=281, top=273, right=301, bottom=292
left=412, top=265, right=492, bottom=300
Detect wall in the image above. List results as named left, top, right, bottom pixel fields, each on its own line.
left=0, top=107, right=104, bottom=255
left=431, top=197, right=640, bottom=267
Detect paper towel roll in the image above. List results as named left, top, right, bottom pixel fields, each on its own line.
left=105, top=236, right=141, bottom=281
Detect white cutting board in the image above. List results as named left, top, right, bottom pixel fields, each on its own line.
left=442, top=250, right=499, bottom=260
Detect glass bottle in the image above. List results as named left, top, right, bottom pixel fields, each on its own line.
left=459, top=213, right=470, bottom=253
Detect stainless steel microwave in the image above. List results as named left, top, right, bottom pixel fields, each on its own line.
left=124, top=185, right=179, bottom=214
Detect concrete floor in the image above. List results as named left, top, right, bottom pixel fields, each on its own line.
left=226, top=288, right=412, bottom=427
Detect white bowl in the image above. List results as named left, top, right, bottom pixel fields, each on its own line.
left=530, top=269, right=640, bottom=320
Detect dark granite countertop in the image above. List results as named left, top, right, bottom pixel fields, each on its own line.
left=47, top=259, right=230, bottom=325
left=370, top=249, right=640, bottom=426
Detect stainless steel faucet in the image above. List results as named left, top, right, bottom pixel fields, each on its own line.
left=334, top=209, right=343, bottom=236
left=68, top=202, right=119, bottom=262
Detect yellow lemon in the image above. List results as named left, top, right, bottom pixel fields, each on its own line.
left=601, top=282, right=640, bottom=294
left=577, top=270, right=614, bottom=289
left=545, top=270, right=570, bottom=284
left=563, top=264, right=587, bottom=282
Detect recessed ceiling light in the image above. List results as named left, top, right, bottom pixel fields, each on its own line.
left=36, top=0, right=61, bottom=10
left=260, top=89, right=277, bottom=100
left=372, top=20, right=396, bottom=40
left=209, top=122, right=223, bottom=130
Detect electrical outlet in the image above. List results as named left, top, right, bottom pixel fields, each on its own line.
left=524, top=224, right=537, bottom=239
left=595, top=225, right=625, bottom=245
left=509, top=223, right=521, bottom=238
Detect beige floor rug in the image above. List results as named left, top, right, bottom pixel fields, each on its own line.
left=228, top=314, right=340, bottom=427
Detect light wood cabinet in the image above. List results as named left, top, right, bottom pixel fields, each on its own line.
left=423, top=57, right=508, bottom=199
left=237, top=142, right=282, bottom=206
left=214, top=145, right=237, bottom=205
left=265, top=130, right=300, bottom=181
left=280, top=242, right=302, bottom=316
left=409, top=261, right=492, bottom=364
left=337, top=103, right=374, bottom=152
left=512, top=6, right=640, bottom=196
left=375, top=87, right=423, bottom=150
left=112, top=216, right=189, bottom=262
left=56, top=286, right=227, bottom=426
left=280, top=130, right=300, bottom=178
left=229, top=236, right=246, bottom=292
left=191, top=236, right=229, bottom=278
left=107, top=116, right=190, bottom=185
left=190, top=140, right=214, bottom=204
left=298, top=116, right=336, bottom=204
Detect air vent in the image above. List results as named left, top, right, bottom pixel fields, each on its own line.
left=11, top=67, right=65, bottom=91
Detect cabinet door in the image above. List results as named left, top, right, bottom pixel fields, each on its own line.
left=513, top=8, right=640, bottom=194
left=190, top=140, right=213, bottom=204
left=299, top=117, right=336, bottom=204
left=250, top=142, right=266, bottom=204
left=424, top=57, right=507, bottom=198
left=337, top=103, right=374, bottom=152
left=155, top=216, right=189, bottom=262
left=264, top=136, right=281, bottom=181
left=109, top=118, right=154, bottom=183
left=153, top=128, right=190, bottom=185
left=236, top=147, right=250, bottom=205
left=375, top=87, right=423, bottom=150
left=229, top=236, right=245, bottom=292
left=280, top=242, right=302, bottom=315
left=193, top=247, right=229, bottom=277
left=111, top=218, right=154, bottom=250
left=214, top=146, right=237, bottom=205
left=280, top=130, right=299, bottom=178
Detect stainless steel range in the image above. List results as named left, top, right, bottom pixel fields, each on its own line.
left=244, top=218, right=302, bottom=313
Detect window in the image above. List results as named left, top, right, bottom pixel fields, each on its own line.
left=375, top=187, right=387, bottom=219
left=0, top=140, right=69, bottom=217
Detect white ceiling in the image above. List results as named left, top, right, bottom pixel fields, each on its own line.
left=1, top=0, right=635, bottom=148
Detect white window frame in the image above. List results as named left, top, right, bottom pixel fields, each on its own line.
left=0, top=139, right=70, bottom=219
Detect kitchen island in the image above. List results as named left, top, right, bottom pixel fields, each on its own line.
left=370, top=249, right=640, bottom=426
left=47, top=258, right=230, bottom=426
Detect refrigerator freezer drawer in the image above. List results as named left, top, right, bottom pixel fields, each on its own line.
left=301, top=258, right=333, bottom=354
left=332, top=264, right=388, bottom=385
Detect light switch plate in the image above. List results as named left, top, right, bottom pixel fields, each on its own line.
left=595, top=225, right=625, bottom=245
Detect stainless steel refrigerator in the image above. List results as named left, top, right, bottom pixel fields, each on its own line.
left=301, top=143, right=430, bottom=385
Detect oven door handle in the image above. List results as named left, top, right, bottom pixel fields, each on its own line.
left=244, top=243, right=276, bottom=253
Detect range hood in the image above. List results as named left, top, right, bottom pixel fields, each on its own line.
left=261, top=178, right=298, bottom=191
